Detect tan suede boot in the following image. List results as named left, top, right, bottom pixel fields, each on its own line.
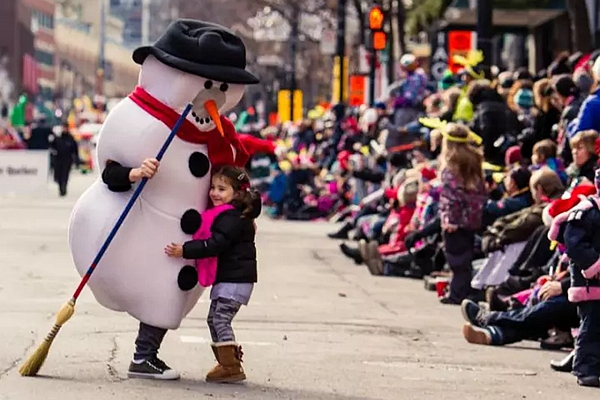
left=205, top=344, right=223, bottom=379
left=205, top=342, right=246, bottom=383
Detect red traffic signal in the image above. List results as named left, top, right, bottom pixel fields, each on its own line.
left=372, top=31, right=386, bottom=50
left=369, top=6, right=384, bottom=31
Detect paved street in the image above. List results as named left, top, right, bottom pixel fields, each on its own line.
left=0, top=173, right=595, bottom=399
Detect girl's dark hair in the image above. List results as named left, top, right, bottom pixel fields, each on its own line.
left=213, top=165, right=257, bottom=218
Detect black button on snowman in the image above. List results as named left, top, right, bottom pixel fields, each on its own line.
left=177, top=151, right=211, bottom=291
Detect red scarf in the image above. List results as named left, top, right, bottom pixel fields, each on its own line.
left=128, top=86, right=249, bottom=167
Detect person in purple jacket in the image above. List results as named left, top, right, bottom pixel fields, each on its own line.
left=437, top=123, right=488, bottom=305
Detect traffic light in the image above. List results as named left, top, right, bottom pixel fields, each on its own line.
left=368, top=5, right=386, bottom=51
left=368, top=6, right=384, bottom=31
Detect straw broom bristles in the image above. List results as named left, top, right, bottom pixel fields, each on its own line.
left=19, top=299, right=76, bottom=376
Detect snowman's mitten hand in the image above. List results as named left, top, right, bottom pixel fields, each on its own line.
left=102, top=160, right=133, bottom=192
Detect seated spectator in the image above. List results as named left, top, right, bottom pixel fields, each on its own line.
left=482, top=166, right=533, bottom=227
left=529, top=139, right=568, bottom=184
left=567, top=129, right=599, bottom=184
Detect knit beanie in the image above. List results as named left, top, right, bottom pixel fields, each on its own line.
left=439, top=71, right=456, bottom=90
left=505, top=146, right=523, bottom=167
left=513, top=88, right=534, bottom=109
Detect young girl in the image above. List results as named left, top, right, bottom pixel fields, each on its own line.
left=438, top=123, right=487, bottom=305
left=165, top=166, right=259, bottom=383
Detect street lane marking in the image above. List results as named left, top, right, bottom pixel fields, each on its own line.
left=180, top=336, right=275, bottom=346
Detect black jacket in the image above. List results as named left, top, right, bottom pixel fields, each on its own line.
left=563, top=198, right=600, bottom=300
left=49, top=132, right=80, bottom=165
left=182, top=207, right=258, bottom=284
left=470, top=88, right=512, bottom=165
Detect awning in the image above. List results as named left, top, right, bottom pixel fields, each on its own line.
left=440, top=7, right=567, bottom=30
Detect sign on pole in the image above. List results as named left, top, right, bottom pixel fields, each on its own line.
left=448, top=31, right=475, bottom=73
left=0, top=150, right=50, bottom=194
left=429, top=31, right=449, bottom=81
left=277, top=90, right=303, bottom=122
left=320, top=29, right=336, bottom=55
left=331, top=56, right=349, bottom=103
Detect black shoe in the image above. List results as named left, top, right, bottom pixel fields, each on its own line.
left=339, top=243, right=363, bottom=264
left=127, top=357, right=180, bottom=380
left=439, top=296, right=461, bottom=305
left=550, top=350, right=574, bottom=373
left=460, top=299, right=490, bottom=326
left=328, top=223, right=352, bottom=240
left=577, top=375, right=600, bottom=387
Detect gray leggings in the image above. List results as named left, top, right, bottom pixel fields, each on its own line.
left=207, top=298, right=242, bottom=343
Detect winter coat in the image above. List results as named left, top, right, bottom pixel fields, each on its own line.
left=183, top=206, right=258, bottom=284
left=568, top=88, right=600, bottom=137
left=482, top=189, right=533, bottom=227
left=559, top=196, right=600, bottom=302
left=481, top=202, right=548, bottom=254
left=379, top=203, right=416, bottom=255
left=470, top=88, right=513, bottom=165
left=438, top=168, right=487, bottom=232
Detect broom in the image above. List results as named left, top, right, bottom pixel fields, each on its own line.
left=19, top=103, right=194, bottom=377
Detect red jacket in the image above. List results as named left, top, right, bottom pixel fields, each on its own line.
left=378, top=204, right=416, bottom=256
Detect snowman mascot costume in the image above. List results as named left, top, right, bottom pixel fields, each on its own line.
left=68, top=20, right=262, bottom=380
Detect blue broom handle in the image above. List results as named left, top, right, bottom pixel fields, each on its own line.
left=74, top=103, right=193, bottom=297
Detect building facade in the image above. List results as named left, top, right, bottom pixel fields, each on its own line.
left=22, top=0, right=56, bottom=99
left=54, top=0, right=140, bottom=100
left=0, top=0, right=35, bottom=101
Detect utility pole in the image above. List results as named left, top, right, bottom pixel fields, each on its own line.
left=96, top=0, right=106, bottom=98
left=476, top=0, right=493, bottom=78
left=368, top=50, right=376, bottom=106
left=368, top=4, right=385, bottom=106
left=595, top=0, right=600, bottom=48
left=289, top=6, right=299, bottom=122
left=142, top=0, right=151, bottom=46
left=336, top=0, right=347, bottom=104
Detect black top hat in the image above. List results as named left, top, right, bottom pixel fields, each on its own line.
left=133, top=19, right=259, bottom=85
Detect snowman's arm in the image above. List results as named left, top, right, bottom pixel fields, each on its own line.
left=182, top=212, right=243, bottom=259
left=238, top=134, right=276, bottom=156
left=101, top=160, right=134, bottom=192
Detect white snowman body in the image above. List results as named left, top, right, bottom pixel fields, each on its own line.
left=68, top=56, right=245, bottom=330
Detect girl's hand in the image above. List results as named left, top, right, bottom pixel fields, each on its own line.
left=442, top=217, right=458, bottom=233
left=165, top=243, right=183, bottom=258
left=130, top=158, right=160, bottom=182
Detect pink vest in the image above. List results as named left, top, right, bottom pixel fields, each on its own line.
left=192, top=204, right=234, bottom=287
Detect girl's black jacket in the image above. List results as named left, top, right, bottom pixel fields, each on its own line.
left=182, top=202, right=260, bottom=284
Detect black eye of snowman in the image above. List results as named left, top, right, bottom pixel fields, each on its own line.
left=220, top=83, right=228, bottom=92
left=204, top=80, right=213, bottom=89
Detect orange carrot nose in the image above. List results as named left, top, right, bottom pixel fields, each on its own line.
left=204, top=100, right=224, bottom=137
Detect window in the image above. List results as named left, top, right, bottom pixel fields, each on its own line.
left=31, top=10, right=54, bottom=30
left=35, top=49, right=54, bottom=66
